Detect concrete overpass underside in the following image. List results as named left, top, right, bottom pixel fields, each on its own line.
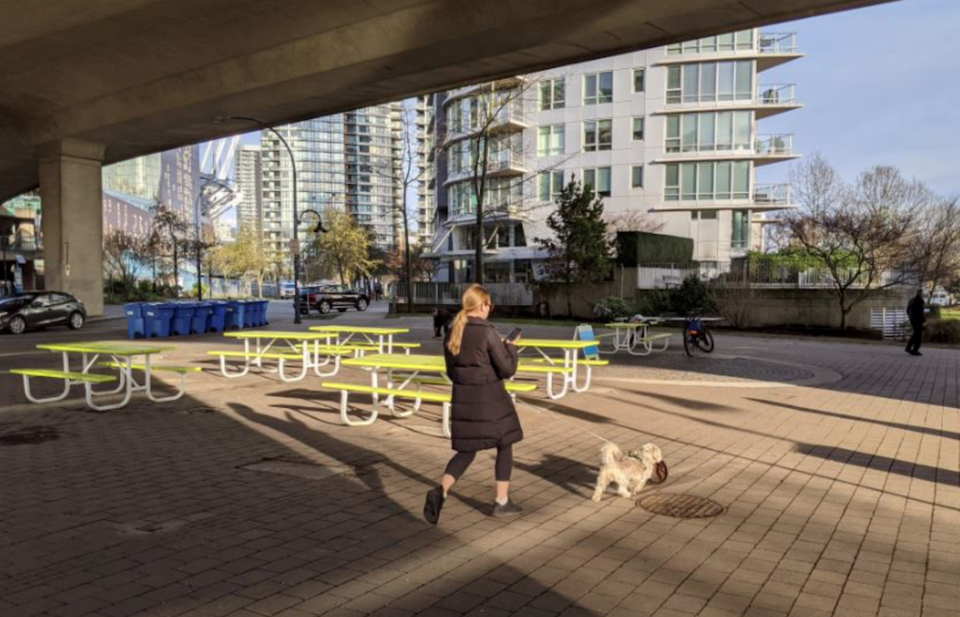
left=0, top=0, right=895, bottom=312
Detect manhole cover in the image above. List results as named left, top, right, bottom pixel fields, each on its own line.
left=637, top=493, right=724, bottom=518
left=0, top=425, right=60, bottom=446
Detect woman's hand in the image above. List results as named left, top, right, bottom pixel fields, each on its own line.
left=505, top=335, right=521, bottom=346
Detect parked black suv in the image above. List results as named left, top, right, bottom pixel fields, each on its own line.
left=296, top=284, right=369, bottom=315
left=0, top=291, right=87, bottom=334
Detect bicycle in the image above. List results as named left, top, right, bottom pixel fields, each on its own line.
left=682, top=311, right=715, bottom=357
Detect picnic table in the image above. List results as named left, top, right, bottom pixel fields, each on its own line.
left=512, top=338, right=603, bottom=398
left=601, top=320, right=671, bottom=356
left=12, top=342, right=197, bottom=411
left=327, top=353, right=536, bottom=432
left=211, top=330, right=343, bottom=381
left=308, top=325, right=414, bottom=354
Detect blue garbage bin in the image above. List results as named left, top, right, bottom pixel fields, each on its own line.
left=223, top=300, right=242, bottom=330
left=242, top=301, right=256, bottom=328
left=171, top=303, right=196, bottom=336
left=144, top=303, right=175, bottom=338
left=257, top=300, right=269, bottom=326
left=209, top=302, right=229, bottom=333
left=192, top=303, right=215, bottom=334
left=123, top=303, right=145, bottom=339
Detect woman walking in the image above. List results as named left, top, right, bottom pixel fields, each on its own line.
left=424, top=285, right=523, bottom=524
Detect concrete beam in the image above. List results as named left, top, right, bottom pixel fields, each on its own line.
left=0, top=0, right=896, bottom=201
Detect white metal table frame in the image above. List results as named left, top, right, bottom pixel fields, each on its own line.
left=338, top=354, right=450, bottom=427
left=31, top=343, right=173, bottom=411
left=601, top=321, right=669, bottom=356
left=515, top=340, right=594, bottom=399
left=219, top=331, right=340, bottom=381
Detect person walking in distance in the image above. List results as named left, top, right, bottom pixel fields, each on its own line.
left=424, top=285, right=523, bottom=524
left=905, top=289, right=926, bottom=356
left=431, top=306, right=453, bottom=339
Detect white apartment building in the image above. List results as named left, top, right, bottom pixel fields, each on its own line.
left=235, top=145, right=263, bottom=236
left=428, top=29, right=801, bottom=283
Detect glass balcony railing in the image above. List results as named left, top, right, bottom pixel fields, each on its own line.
left=755, top=134, right=794, bottom=156
left=758, top=33, right=798, bottom=54
left=753, top=183, right=792, bottom=206
left=758, top=84, right=796, bottom=105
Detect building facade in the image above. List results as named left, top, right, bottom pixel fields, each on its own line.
left=0, top=192, right=42, bottom=293
left=427, top=29, right=801, bottom=283
left=260, top=104, right=404, bottom=266
left=235, top=145, right=263, bottom=236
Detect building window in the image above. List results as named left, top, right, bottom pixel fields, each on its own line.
left=633, top=68, right=645, bottom=93
left=667, top=30, right=754, bottom=55
left=583, top=119, right=612, bottom=152
left=664, top=161, right=750, bottom=201
left=583, top=167, right=612, bottom=197
left=666, top=61, right=753, bottom=104
left=539, top=78, right=565, bottom=111
left=537, top=124, right=565, bottom=156
left=631, top=166, right=644, bottom=189
left=584, top=71, right=614, bottom=105
left=732, top=209, right=750, bottom=248
left=665, top=111, right=752, bottom=153
left=538, top=171, right=564, bottom=202
left=632, top=117, right=645, bottom=141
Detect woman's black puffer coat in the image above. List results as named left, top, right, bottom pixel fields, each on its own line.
left=444, top=317, right=523, bottom=452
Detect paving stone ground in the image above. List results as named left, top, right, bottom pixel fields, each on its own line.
left=1, top=304, right=957, bottom=617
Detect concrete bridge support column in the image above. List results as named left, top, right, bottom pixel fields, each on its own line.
left=39, top=139, right=106, bottom=317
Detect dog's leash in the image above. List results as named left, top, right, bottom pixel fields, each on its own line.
left=515, top=397, right=613, bottom=444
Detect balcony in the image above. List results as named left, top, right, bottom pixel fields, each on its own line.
left=754, top=134, right=798, bottom=165
left=756, top=84, right=799, bottom=118
left=757, top=33, right=802, bottom=70
left=444, top=103, right=527, bottom=144
left=753, top=183, right=792, bottom=208
left=444, top=151, right=527, bottom=185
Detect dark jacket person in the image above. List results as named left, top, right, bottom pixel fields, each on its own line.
left=905, top=289, right=925, bottom=356
left=423, top=285, right=523, bottom=524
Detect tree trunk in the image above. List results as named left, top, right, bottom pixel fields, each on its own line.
left=402, top=197, right=414, bottom=313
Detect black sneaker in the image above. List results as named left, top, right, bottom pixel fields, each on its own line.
left=492, top=499, right=523, bottom=517
left=424, top=487, right=445, bottom=525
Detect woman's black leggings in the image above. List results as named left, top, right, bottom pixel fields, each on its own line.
left=444, top=444, right=513, bottom=482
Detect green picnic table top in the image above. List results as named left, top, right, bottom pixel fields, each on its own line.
left=516, top=339, right=595, bottom=349
left=308, top=325, right=410, bottom=335
left=223, top=330, right=338, bottom=340
left=37, top=342, right=172, bottom=356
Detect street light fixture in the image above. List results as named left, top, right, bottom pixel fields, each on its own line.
left=212, top=115, right=327, bottom=324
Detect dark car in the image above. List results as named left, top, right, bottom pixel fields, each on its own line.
left=296, top=284, right=369, bottom=315
left=0, top=292, right=86, bottom=335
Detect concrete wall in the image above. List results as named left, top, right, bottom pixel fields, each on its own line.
left=742, top=288, right=910, bottom=330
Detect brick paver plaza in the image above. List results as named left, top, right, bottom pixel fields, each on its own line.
left=1, top=308, right=957, bottom=617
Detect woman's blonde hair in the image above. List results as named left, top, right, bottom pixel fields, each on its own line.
left=446, top=284, right=492, bottom=355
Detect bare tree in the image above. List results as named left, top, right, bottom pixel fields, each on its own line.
left=785, top=155, right=923, bottom=329
left=149, top=200, right=191, bottom=296
left=908, top=196, right=960, bottom=295
left=103, top=229, right=148, bottom=298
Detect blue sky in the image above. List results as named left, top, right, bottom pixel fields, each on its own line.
left=759, top=0, right=960, bottom=195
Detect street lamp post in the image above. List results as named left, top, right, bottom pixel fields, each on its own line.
left=215, top=116, right=302, bottom=323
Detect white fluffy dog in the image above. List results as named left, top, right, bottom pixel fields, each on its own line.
left=592, top=442, right=665, bottom=502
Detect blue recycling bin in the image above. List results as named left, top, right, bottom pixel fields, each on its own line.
left=224, top=300, right=243, bottom=330
left=123, top=303, right=145, bottom=339
left=208, top=301, right=229, bottom=333
left=144, top=303, right=175, bottom=338
left=192, top=302, right=215, bottom=334
left=171, top=303, right=197, bottom=336
left=242, top=301, right=256, bottom=328
left=256, top=300, right=268, bottom=326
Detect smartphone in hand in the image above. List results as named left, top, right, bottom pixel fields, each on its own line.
left=505, top=327, right=523, bottom=343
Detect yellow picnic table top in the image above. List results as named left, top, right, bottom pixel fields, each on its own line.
left=308, top=325, right=410, bottom=335
left=342, top=353, right=444, bottom=371
left=37, top=342, right=172, bottom=356
left=516, top=339, right=595, bottom=349
left=223, top=330, right=338, bottom=340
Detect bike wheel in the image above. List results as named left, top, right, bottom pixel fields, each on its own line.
left=683, top=331, right=696, bottom=357
left=696, top=328, right=715, bottom=353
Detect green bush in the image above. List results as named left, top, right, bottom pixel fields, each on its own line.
left=925, top=320, right=960, bottom=345
left=670, top=275, right=714, bottom=315
left=637, top=290, right=672, bottom=316
left=592, top=296, right=631, bottom=321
